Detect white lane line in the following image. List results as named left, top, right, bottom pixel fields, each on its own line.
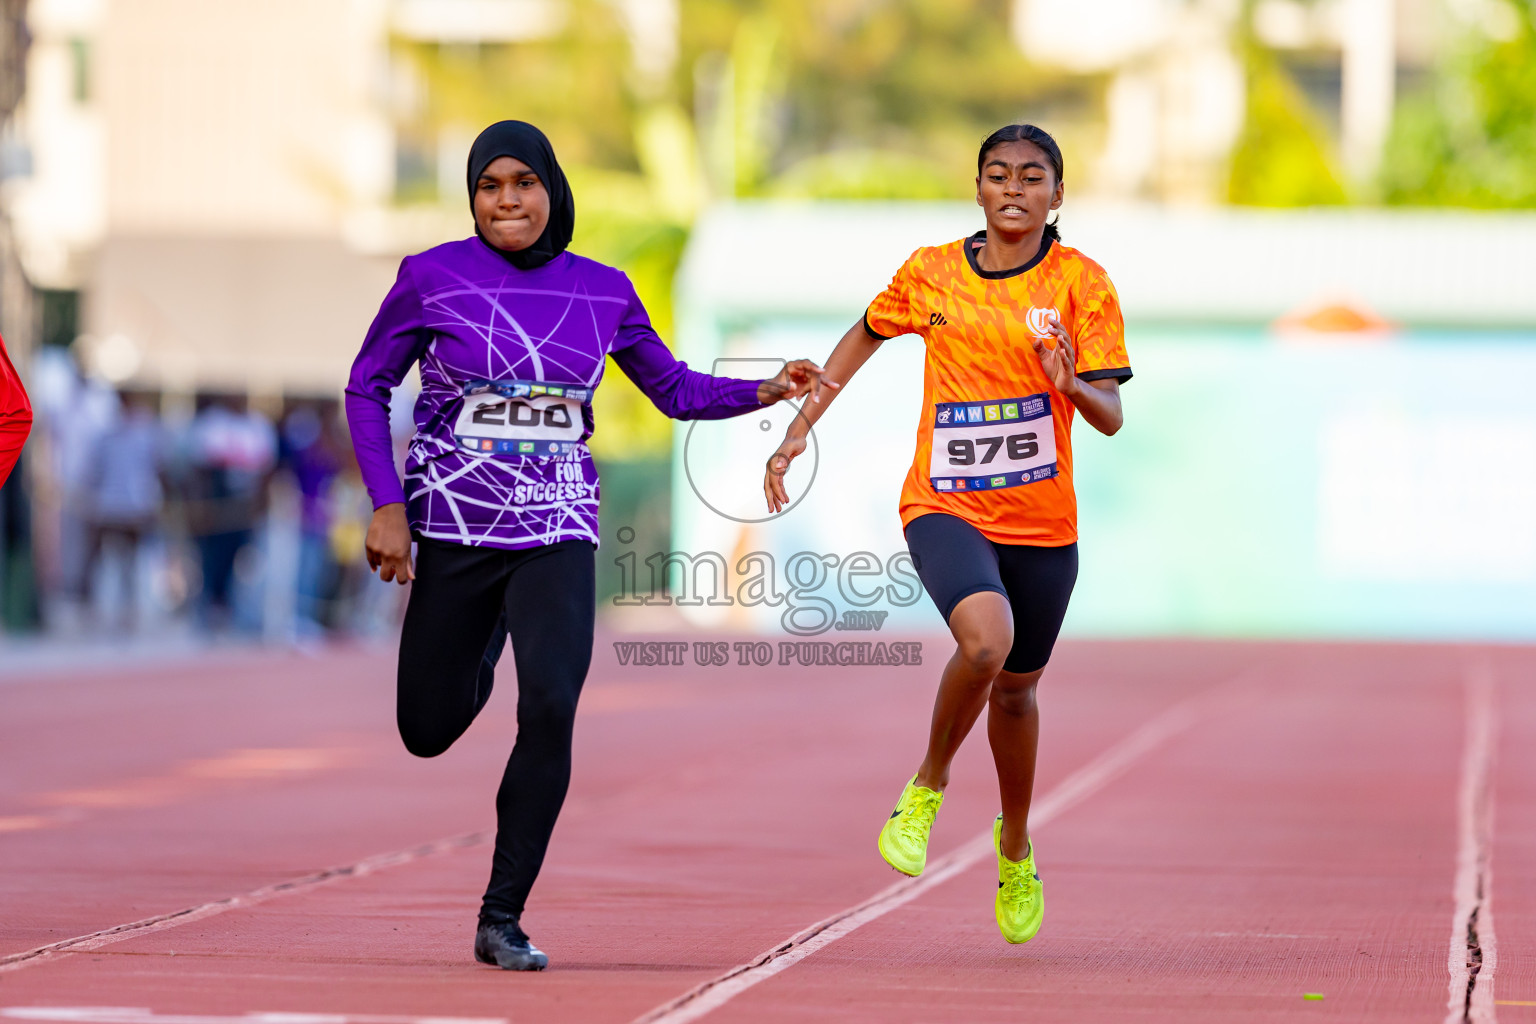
left=632, top=677, right=1252, bottom=1024
left=0, top=832, right=489, bottom=974
left=0, top=1011, right=504, bottom=1024
left=1446, top=665, right=1499, bottom=1024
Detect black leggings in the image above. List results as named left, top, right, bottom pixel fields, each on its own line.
left=398, top=535, right=596, bottom=919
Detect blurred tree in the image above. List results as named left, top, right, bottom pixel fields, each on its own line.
left=1228, top=44, right=1347, bottom=206
left=682, top=0, right=1092, bottom=199
left=392, top=0, right=640, bottom=185
left=394, top=0, right=1082, bottom=208
left=764, top=150, right=955, bottom=200
left=1380, top=3, right=1536, bottom=208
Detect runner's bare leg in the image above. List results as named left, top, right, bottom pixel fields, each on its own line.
left=990, top=666, right=1044, bottom=860
left=914, top=591, right=1012, bottom=792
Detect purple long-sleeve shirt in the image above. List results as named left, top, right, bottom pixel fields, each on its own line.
left=346, top=237, right=763, bottom=550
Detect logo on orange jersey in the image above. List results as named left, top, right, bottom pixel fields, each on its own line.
left=929, top=312, right=949, bottom=326
left=1025, top=307, right=1060, bottom=339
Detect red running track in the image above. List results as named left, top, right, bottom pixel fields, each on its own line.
left=0, top=637, right=1528, bottom=1022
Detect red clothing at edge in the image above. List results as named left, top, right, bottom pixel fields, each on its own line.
left=0, top=334, right=32, bottom=487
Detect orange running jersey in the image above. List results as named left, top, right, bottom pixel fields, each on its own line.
left=864, top=233, right=1130, bottom=547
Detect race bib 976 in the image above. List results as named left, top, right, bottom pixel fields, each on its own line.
left=929, top=392, right=1057, bottom=493
left=453, top=379, right=591, bottom=458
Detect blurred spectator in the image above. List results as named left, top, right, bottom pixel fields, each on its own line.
left=279, top=401, right=344, bottom=636
left=36, top=353, right=121, bottom=616
left=79, top=389, right=164, bottom=630
left=181, top=394, right=276, bottom=631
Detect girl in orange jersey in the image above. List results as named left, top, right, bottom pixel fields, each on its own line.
left=762, top=124, right=1130, bottom=944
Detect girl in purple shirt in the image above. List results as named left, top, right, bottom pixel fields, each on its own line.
left=346, top=121, right=828, bottom=970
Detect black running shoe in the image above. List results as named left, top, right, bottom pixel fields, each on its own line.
left=474, top=915, right=549, bottom=971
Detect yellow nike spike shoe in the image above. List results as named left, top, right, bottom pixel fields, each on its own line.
left=994, top=814, right=1043, bottom=943
left=877, top=775, right=944, bottom=876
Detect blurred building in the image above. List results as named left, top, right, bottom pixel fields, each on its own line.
left=8, top=0, right=395, bottom=397
left=0, top=0, right=29, bottom=356
left=1, top=0, right=682, bottom=398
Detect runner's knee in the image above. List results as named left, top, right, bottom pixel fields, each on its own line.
left=397, top=713, right=462, bottom=759
left=516, top=683, right=581, bottom=738
left=990, top=667, right=1043, bottom=717
left=400, top=732, right=452, bottom=759
left=958, top=632, right=1011, bottom=678
left=990, top=681, right=1037, bottom=717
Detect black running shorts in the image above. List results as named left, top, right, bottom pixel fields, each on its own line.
left=903, top=512, right=1078, bottom=674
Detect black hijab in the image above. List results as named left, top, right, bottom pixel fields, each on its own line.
left=467, top=120, right=575, bottom=270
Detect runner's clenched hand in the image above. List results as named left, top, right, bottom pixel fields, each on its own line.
left=1030, top=317, right=1080, bottom=396
left=366, top=503, right=415, bottom=584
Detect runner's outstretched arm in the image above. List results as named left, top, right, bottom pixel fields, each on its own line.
left=764, top=317, right=882, bottom=512
left=609, top=279, right=830, bottom=418
left=609, top=330, right=829, bottom=418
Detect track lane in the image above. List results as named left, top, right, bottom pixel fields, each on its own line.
left=1488, top=648, right=1535, bottom=1017
left=700, top=644, right=1477, bottom=1022
left=1, top=640, right=1504, bottom=1023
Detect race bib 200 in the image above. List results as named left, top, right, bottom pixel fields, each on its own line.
left=929, top=392, right=1057, bottom=493
left=453, top=379, right=592, bottom=458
